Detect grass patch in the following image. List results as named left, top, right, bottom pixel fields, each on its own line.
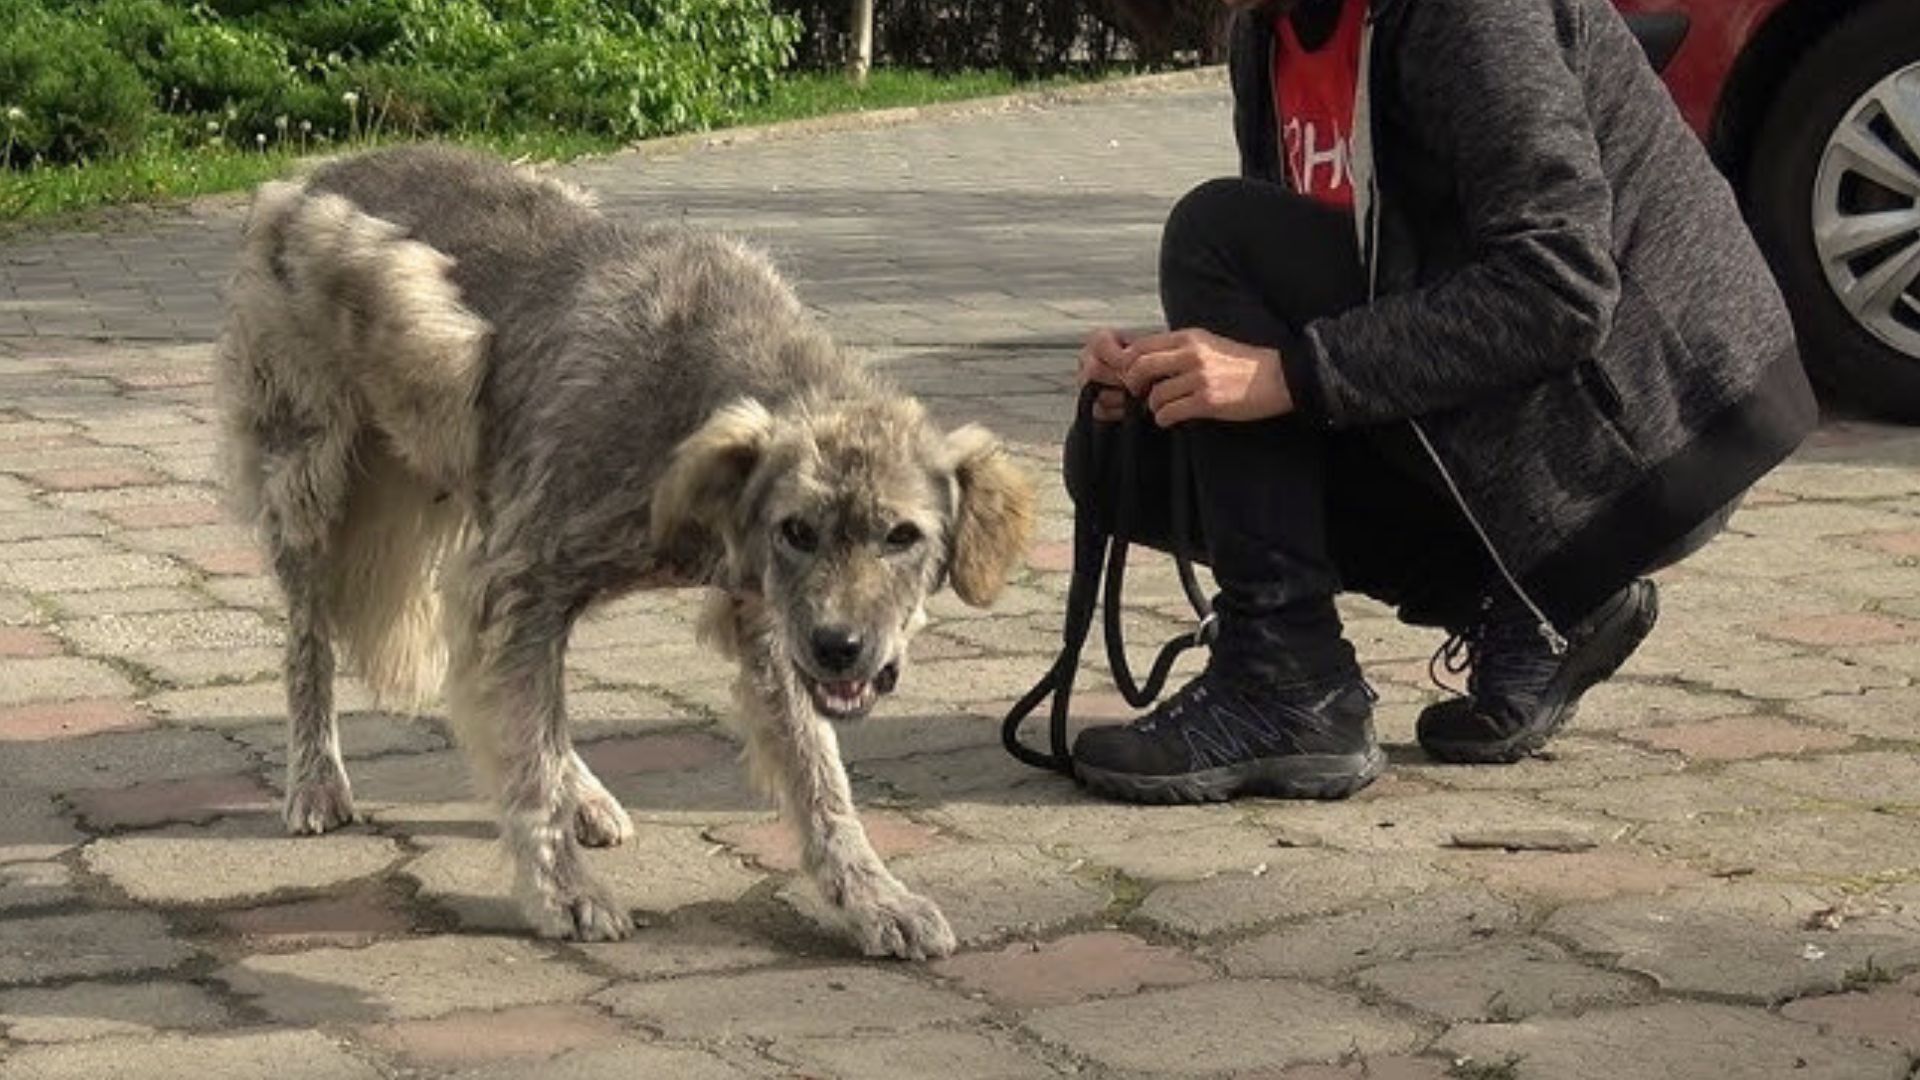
left=1, top=67, right=1113, bottom=228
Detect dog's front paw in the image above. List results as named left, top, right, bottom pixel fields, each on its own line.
left=572, top=787, right=634, bottom=849
left=523, top=873, right=633, bottom=942
left=842, top=884, right=956, bottom=961
left=284, top=766, right=355, bottom=835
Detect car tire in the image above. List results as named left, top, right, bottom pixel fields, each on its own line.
left=1747, top=0, right=1920, bottom=423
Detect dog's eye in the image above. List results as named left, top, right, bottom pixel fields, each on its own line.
left=778, top=517, right=819, bottom=553
left=884, top=522, right=923, bottom=551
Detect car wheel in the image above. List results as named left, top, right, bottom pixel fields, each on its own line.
left=1747, top=0, right=1920, bottom=423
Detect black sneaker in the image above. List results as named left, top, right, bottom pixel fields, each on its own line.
left=1417, top=579, right=1659, bottom=764
left=1071, top=669, right=1386, bottom=805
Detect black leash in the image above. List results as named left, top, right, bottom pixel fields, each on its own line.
left=1000, top=388, right=1217, bottom=775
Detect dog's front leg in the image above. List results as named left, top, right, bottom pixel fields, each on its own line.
left=732, top=623, right=954, bottom=960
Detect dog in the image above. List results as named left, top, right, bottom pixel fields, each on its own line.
left=215, top=144, right=1035, bottom=958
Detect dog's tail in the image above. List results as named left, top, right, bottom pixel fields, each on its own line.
left=218, top=176, right=488, bottom=710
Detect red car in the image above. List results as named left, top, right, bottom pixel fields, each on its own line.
left=1618, top=0, right=1920, bottom=421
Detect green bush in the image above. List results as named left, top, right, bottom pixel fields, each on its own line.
left=3, top=0, right=799, bottom=166
left=0, top=0, right=152, bottom=164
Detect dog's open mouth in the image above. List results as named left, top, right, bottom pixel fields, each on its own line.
left=804, top=661, right=900, bottom=721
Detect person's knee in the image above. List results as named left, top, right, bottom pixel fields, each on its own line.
left=1160, top=177, right=1251, bottom=271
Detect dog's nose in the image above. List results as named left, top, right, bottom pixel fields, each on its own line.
left=810, top=627, right=863, bottom=674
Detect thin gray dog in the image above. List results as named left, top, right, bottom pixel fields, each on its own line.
left=216, top=144, right=1035, bottom=957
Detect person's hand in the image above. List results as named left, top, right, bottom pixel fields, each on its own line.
left=1119, top=328, right=1294, bottom=427
left=1075, top=327, right=1133, bottom=423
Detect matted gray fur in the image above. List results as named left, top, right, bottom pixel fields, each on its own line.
left=216, top=144, right=1035, bottom=956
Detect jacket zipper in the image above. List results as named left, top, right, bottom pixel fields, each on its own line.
left=1350, top=10, right=1570, bottom=655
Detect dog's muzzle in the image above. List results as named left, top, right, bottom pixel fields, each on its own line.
left=804, top=659, right=900, bottom=721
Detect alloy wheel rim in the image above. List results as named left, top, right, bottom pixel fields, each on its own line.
left=1812, top=59, right=1920, bottom=361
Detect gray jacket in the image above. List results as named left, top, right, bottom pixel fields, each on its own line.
left=1230, top=0, right=1817, bottom=632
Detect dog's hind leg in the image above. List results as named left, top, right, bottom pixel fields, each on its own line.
left=443, top=560, right=632, bottom=941
left=273, top=536, right=356, bottom=834
left=719, top=595, right=955, bottom=960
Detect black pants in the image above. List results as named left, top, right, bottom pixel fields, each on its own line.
left=1068, top=178, right=1494, bottom=648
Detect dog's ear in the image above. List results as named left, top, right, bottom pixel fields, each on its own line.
left=651, top=399, right=774, bottom=563
left=944, top=425, right=1036, bottom=607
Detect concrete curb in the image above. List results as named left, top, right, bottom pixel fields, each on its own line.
left=616, top=66, right=1228, bottom=160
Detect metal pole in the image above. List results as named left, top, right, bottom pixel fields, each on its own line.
left=848, top=0, right=874, bottom=85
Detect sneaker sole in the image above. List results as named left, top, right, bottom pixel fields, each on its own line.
left=1423, top=580, right=1659, bottom=765
left=1074, top=745, right=1387, bottom=805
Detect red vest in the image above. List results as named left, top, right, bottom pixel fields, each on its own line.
left=1271, top=0, right=1366, bottom=210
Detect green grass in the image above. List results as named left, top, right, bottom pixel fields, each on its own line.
left=0, top=67, right=1111, bottom=228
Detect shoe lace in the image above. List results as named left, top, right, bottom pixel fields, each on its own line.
left=1429, top=601, right=1562, bottom=700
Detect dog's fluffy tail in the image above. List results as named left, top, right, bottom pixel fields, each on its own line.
left=218, top=176, right=488, bottom=709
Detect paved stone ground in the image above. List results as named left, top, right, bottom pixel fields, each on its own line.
left=3, top=81, right=1920, bottom=1079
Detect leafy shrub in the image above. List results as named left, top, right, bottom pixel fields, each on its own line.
left=0, top=0, right=152, bottom=164
left=3, top=0, right=799, bottom=166
left=775, top=0, right=1224, bottom=74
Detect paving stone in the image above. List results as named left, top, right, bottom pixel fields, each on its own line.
left=1062, top=819, right=1310, bottom=881
left=574, top=917, right=786, bottom=981
left=67, top=772, right=273, bottom=829
left=1636, top=809, right=1920, bottom=879
left=0, top=509, right=106, bottom=544
left=48, top=588, right=210, bottom=618
left=1789, top=687, right=1920, bottom=743
left=1536, top=773, right=1801, bottom=823
left=0, top=982, right=227, bottom=1043
left=0, top=657, right=136, bottom=707
left=232, top=713, right=449, bottom=765
left=1137, top=852, right=1444, bottom=937
left=1544, top=881, right=1920, bottom=1002
left=218, top=938, right=606, bottom=1024
left=216, top=889, right=415, bottom=951
left=711, top=810, right=947, bottom=873
left=56, top=609, right=279, bottom=657
left=596, top=761, right=772, bottom=827
left=933, top=930, right=1212, bottom=1007
left=306, top=747, right=475, bottom=806
left=0, top=627, right=64, bottom=658
left=0, top=1031, right=382, bottom=1080
left=1764, top=463, right=1920, bottom=500
left=0, top=698, right=151, bottom=741
left=1691, top=654, right=1908, bottom=701
left=406, top=825, right=761, bottom=929
left=577, top=731, right=736, bottom=778
left=0, top=861, right=75, bottom=911
left=1438, top=1001, right=1909, bottom=1080
left=1355, top=939, right=1644, bottom=1022
left=775, top=1029, right=1059, bottom=1079
left=565, top=686, right=703, bottom=738
left=1216, top=886, right=1523, bottom=981
left=1623, top=714, right=1856, bottom=761
left=83, top=817, right=402, bottom=905
left=1263, top=1058, right=1453, bottom=1080
left=1024, top=979, right=1422, bottom=1075
left=1759, top=612, right=1920, bottom=647
left=1780, top=980, right=1920, bottom=1055
left=0, top=553, right=190, bottom=593
left=0, top=790, right=85, bottom=864
left=0, top=911, right=196, bottom=984
left=148, top=680, right=368, bottom=728
left=1249, top=790, right=1627, bottom=855
left=597, top=966, right=987, bottom=1039
left=926, top=783, right=1243, bottom=848
left=0, top=727, right=249, bottom=791
left=362, top=1004, right=630, bottom=1068
left=448, top=1041, right=757, bottom=1080
left=1725, top=750, right=1920, bottom=808
left=1441, top=847, right=1713, bottom=905
left=1396, top=738, right=1683, bottom=792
